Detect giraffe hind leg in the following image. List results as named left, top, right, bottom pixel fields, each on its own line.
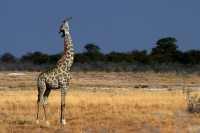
left=43, top=87, right=51, bottom=125
left=36, top=76, right=47, bottom=124
left=36, top=86, right=51, bottom=125
left=36, top=93, right=43, bottom=124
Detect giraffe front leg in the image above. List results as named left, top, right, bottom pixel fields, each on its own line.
left=61, top=87, right=67, bottom=125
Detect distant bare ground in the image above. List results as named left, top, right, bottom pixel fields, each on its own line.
left=0, top=71, right=200, bottom=132
left=0, top=71, right=200, bottom=90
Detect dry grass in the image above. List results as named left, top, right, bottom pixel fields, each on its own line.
left=1, top=90, right=200, bottom=133
left=0, top=71, right=200, bottom=132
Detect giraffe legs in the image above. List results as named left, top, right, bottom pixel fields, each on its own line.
left=36, top=74, right=70, bottom=125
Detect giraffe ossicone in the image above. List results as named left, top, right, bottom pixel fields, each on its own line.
left=36, top=18, right=74, bottom=125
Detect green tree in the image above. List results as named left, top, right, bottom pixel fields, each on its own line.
left=182, top=50, right=200, bottom=65
left=131, top=50, right=149, bottom=64
left=21, top=52, right=33, bottom=62
left=84, top=43, right=100, bottom=53
left=83, top=43, right=104, bottom=62
left=49, top=53, right=62, bottom=64
left=21, top=51, right=50, bottom=65
left=74, top=53, right=90, bottom=63
left=105, top=52, right=126, bottom=63
left=1, top=52, right=16, bottom=63
left=150, top=37, right=179, bottom=63
left=32, top=51, right=50, bottom=65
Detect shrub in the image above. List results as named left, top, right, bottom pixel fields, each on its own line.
left=183, top=89, right=200, bottom=113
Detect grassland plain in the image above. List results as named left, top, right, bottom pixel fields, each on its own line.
left=0, top=71, right=200, bottom=133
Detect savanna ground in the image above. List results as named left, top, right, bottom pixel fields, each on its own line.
left=0, top=71, right=200, bottom=133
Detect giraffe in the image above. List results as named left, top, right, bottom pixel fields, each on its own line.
left=36, top=18, right=74, bottom=125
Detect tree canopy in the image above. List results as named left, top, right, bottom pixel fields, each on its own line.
left=150, top=37, right=179, bottom=63
left=1, top=37, right=200, bottom=72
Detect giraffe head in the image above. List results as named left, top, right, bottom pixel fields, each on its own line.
left=59, top=17, right=72, bottom=38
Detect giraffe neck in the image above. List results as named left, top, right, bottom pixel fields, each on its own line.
left=64, top=33, right=73, bottom=53
left=56, top=32, right=74, bottom=71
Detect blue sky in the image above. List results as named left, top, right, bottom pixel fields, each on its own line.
left=0, top=1, right=200, bottom=57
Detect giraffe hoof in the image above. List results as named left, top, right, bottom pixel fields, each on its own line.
left=45, top=121, right=50, bottom=125
left=61, top=119, right=66, bottom=125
